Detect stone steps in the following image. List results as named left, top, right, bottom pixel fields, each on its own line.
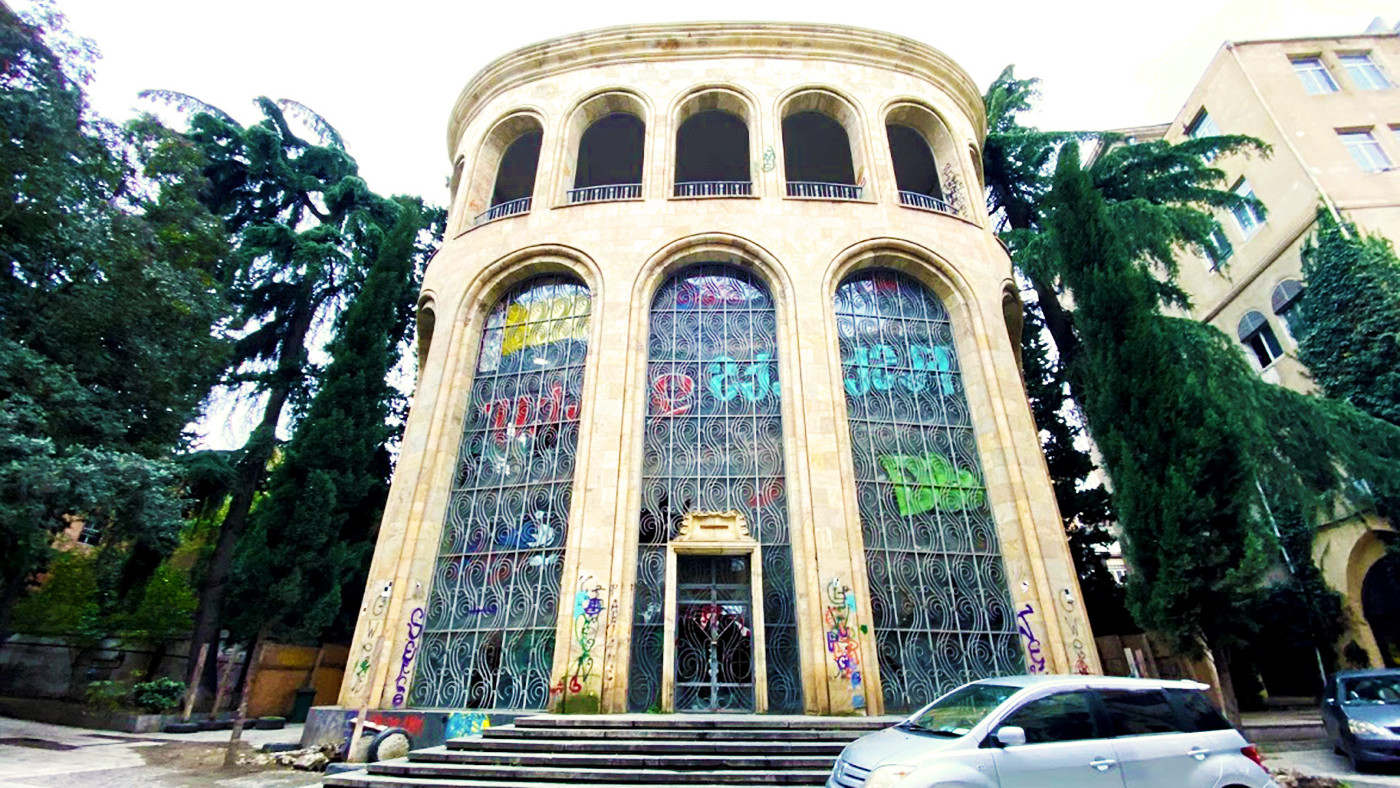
left=323, top=713, right=885, bottom=788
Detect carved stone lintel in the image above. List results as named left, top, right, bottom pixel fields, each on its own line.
left=675, top=509, right=751, bottom=543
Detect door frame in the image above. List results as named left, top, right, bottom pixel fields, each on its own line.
left=661, top=510, right=767, bottom=712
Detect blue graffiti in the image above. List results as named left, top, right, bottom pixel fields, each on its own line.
left=843, top=343, right=953, bottom=397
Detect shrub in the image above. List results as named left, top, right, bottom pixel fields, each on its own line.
left=132, top=677, right=186, bottom=713
left=85, top=680, right=128, bottom=711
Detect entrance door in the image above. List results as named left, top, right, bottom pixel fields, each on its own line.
left=674, top=554, right=755, bottom=712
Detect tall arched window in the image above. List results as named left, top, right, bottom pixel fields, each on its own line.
left=1271, top=279, right=1306, bottom=339
left=491, top=129, right=542, bottom=209
left=1238, top=310, right=1284, bottom=369
left=412, top=275, right=592, bottom=709
left=573, top=112, right=645, bottom=203
left=675, top=109, right=751, bottom=197
left=628, top=264, right=802, bottom=713
left=835, top=269, right=1021, bottom=712
left=887, top=125, right=943, bottom=206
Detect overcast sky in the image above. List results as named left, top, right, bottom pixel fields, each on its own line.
left=34, top=0, right=1400, bottom=210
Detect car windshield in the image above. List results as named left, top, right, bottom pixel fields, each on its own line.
left=1341, top=675, right=1400, bottom=705
left=904, top=683, right=1019, bottom=737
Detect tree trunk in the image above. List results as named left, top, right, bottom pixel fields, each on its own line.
left=186, top=305, right=313, bottom=702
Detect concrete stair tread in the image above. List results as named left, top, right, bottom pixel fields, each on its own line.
left=408, top=745, right=835, bottom=768
left=368, top=759, right=830, bottom=783
left=327, top=776, right=821, bottom=788
left=480, top=726, right=868, bottom=741
left=446, top=738, right=846, bottom=754
left=512, top=715, right=894, bottom=730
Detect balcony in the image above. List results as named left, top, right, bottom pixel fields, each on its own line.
left=472, top=197, right=532, bottom=226
left=674, top=180, right=753, bottom=198
left=568, top=183, right=642, bottom=204
left=786, top=181, right=862, bottom=200
left=898, top=191, right=957, bottom=216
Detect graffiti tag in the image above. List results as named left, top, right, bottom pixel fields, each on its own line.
left=878, top=453, right=985, bottom=516
left=824, top=578, right=866, bottom=707
left=1016, top=603, right=1047, bottom=674
left=391, top=607, right=425, bottom=707
left=843, top=344, right=953, bottom=398
left=569, top=576, right=604, bottom=694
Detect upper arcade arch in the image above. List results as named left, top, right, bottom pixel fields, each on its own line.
left=562, top=90, right=650, bottom=205
left=461, top=111, right=546, bottom=230
left=778, top=88, right=870, bottom=201
left=671, top=87, right=756, bottom=198
left=884, top=102, right=964, bottom=216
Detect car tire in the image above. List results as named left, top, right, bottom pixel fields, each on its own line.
left=1333, top=743, right=1345, bottom=755
left=1347, top=746, right=1368, bottom=774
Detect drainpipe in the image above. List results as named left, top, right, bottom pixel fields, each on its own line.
left=1227, top=42, right=1351, bottom=239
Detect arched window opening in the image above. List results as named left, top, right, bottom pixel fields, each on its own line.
left=412, top=275, right=592, bottom=710
left=1271, top=279, right=1306, bottom=339
left=1002, top=290, right=1024, bottom=376
left=490, top=129, right=542, bottom=209
left=416, top=303, right=436, bottom=373
left=783, top=110, right=859, bottom=200
left=675, top=110, right=751, bottom=197
left=627, top=263, right=803, bottom=714
left=466, top=114, right=543, bottom=228
left=887, top=124, right=945, bottom=211
left=835, top=268, right=1022, bottom=711
left=572, top=112, right=644, bottom=203
left=1238, top=310, right=1284, bottom=369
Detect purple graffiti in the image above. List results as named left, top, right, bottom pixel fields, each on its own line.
left=392, top=607, right=426, bottom=707
left=1016, top=604, right=1046, bottom=674
left=467, top=603, right=499, bottom=616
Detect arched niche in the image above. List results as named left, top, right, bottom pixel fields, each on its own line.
left=563, top=91, right=648, bottom=203
left=672, top=89, right=754, bottom=197
left=885, top=103, right=963, bottom=215
left=462, top=112, right=544, bottom=228
left=779, top=89, right=867, bottom=200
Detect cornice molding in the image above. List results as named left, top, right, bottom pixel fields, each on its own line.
left=446, top=22, right=986, bottom=157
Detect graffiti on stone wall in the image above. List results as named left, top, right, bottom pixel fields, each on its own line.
left=1016, top=603, right=1047, bottom=674
left=391, top=607, right=425, bottom=707
left=1061, top=588, right=1092, bottom=675
left=445, top=711, right=492, bottom=739
left=824, top=578, right=866, bottom=708
left=571, top=575, right=604, bottom=691
left=941, top=163, right=965, bottom=217
left=350, top=580, right=393, bottom=694
left=762, top=146, right=776, bottom=172
left=878, top=453, right=985, bottom=516
left=843, top=344, right=954, bottom=398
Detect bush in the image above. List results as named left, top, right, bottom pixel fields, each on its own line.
left=132, top=677, right=186, bottom=713
left=85, top=680, right=128, bottom=711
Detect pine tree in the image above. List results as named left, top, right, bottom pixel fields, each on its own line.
left=1296, top=210, right=1400, bottom=427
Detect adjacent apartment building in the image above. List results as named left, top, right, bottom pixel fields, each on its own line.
left=1144, top=26, right=1400, bottom=667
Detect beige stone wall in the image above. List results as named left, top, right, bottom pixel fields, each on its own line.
left=1165, top=33, right=1400, bottom=666
left=338, top=23, right=1098, bottom=715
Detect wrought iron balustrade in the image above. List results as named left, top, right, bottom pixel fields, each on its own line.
left=785, top=181, right=863, bottom=200
left=567, top=183, right=643, bottom=204
left=673, top=180, right=753, bottom=198
left=898, top=191, right=957, bottom=215
left=471, top=197, right=532, bottom=226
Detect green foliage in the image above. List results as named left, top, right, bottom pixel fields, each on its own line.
left=110, top=561, right=198, bottom=641
left=132, top=677, right=186, bottom=713
left=10, top=551, right=102, bottom=640
left=1296, top=210, right=1400, bottom=427
left=0, top=2, right=230, bottom=633
left=84, top=680, right=128, bottom=711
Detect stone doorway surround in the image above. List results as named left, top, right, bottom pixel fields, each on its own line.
left=661, top=510, right=768, bottom=713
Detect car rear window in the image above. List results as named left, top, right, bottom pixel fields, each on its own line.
left=1098, top=688, right=1182, bottom=735
left=1166, top=688, right=1231, bottom=731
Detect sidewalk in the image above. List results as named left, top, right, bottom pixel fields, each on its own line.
left=0, top=715, right=321, bottom=788
left=1262, top=743, right=1400, bottom=787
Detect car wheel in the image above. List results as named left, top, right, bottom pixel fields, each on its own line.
left=1347, top=747, right=1368, bottom=774
left=1333, top=743, right=1344, bottom=755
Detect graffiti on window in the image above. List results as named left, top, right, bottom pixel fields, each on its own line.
left=628, top=264, right=803, bottom=713
left=836, top=269, right=1021, bottom=712
left=412, top=276, right=590, bottom=709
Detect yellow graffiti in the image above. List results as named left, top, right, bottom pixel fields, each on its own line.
left=501, top=295, right=590, bottom=357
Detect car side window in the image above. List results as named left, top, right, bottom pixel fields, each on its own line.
left=1099, top=689, right=1184, bottom=735
left=1165, top=689, right=1231, bottom=732
left=998, top=690, right=1099, bottom=744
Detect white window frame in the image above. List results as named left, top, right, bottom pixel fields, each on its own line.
left=1340, top=52, right=1391, bottom=90
left=1291, top=56, right=1340, bottom=95
left=1231, top=180, right=1264, bottom=238
left=1339, top=129, right=1392, bottom=172
left=1204, top=225, right=1233, bottom=272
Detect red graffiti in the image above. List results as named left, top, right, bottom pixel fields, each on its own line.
left=365, top=711, right=425, bottom=736
left=748, top=479, right=783, bottom=508
left=483, top=382, right=578, bottom=437
left=651, top=373, right=695, bottom=417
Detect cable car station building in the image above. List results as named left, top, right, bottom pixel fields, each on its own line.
left=338, top=22, right=1099, bottom=721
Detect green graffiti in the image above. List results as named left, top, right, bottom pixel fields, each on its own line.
left=878, top=453, right=985, bottom=516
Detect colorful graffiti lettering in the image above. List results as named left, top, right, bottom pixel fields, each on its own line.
left=675, top=277, right=758, bottom=308
left=651, top=373, right=696, bottom=417
left=878, top=453, right=985, bottom=516
left=843, top=344, right=953, bottom=398
left=391, top=607, right=426, bottom=707
left=568, top=576, right=604, bottom=694
left=1016, top=603, right=1047, bottom=674
left=707, top=353, right=778, bottom=403
left=445, top=711, right=492, bottom=740
left=482, top=382, right=579, bottom=437
left=500, top=295, right=590, bottom=358
left=824, top=578, right=866, bottom=707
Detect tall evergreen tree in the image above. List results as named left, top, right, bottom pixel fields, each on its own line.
left=226, top=197, right=441, bottom=644
left=0, top=3, right=230, bottom=635
left=1295, top=210, right=1400, bottom=427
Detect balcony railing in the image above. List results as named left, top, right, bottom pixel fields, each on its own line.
left=472, top=197, right=532, bottom=226
left=567, top=183, right=643, bottom=204
left=898, top=191, right=957, bottom=215
left=786, top=181, right=863, bottom=200
left=674, top=180, right=753, bottom=198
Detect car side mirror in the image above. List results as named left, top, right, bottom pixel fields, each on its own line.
left=993, top=726, right=1026, bottom=747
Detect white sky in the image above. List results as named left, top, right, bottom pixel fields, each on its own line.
left=37, top=0, right=1400, bottom=209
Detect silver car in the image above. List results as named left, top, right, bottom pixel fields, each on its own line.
left=829, top=675, right=1277, bottom=788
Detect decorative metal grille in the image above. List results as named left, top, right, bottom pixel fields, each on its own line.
left=835, top=270, right=1022, bottom=713
left=628, top=264, right=803, bottom=713
left=412, top=276, right=591, bottom=709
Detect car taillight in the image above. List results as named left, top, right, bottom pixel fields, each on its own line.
left=1241, top=744, right=1267, bottom=771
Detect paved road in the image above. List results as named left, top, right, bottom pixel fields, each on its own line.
left=1263, top=745, right=1400, bottom=787
left=0, top=716, right=323, bottom=788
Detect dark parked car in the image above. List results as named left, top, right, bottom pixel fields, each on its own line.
left=1321, top=668, right=1400, bottom=771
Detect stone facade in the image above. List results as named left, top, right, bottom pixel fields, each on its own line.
left=338, top=22, right=1098, bottom=717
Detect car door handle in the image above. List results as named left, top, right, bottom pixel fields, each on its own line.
left=1088, top=757, right=1117, bottom=772
left=1188, top=746, right=1210, bottom=761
